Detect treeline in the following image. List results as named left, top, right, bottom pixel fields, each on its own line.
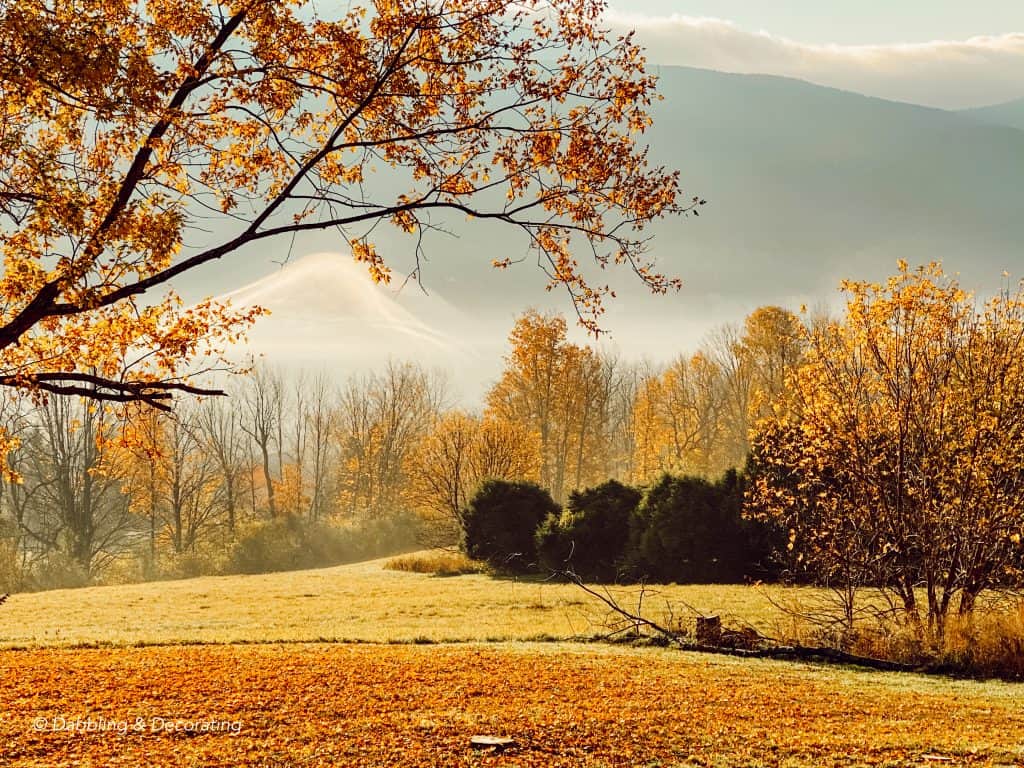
left=412, top=306, right=807, bottom=545
left=458, top=264, right=1024, bottom=642
left=0, top=364, right=449, bottom=589
left=0, top=299, right=805, bottom=591
left=3, top=262, right=1022, bottom=643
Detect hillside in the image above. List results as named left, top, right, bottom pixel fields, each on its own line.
left=631, top=67, right=1024, bottom=301
left=218, top=252, right=501, bottom=398
left=319, top=67, right=1024, bottom=310
left=203, top=68, right=1024, bottom=396
left=960, top=97, right=1024, bottom=130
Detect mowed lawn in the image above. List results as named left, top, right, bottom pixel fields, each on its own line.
left=0, top=555, right=821, bottom=648
left=3, top=643, right=1023, bottom=768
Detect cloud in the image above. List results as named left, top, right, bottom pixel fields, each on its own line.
left=605, top=11, right=1024, bottom=109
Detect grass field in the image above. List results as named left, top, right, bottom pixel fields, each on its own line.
left=3, top=556, right=1023, bottom=767
left=0, top=555, right=823, bottom=648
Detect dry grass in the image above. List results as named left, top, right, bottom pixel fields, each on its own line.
left=4, top=552, right=1024, bottom=680
left=2, top=642, right=1023, bottom=767
left=382, top=550, right=486, bottom=576
left=940, top=602, right=1024, bottom=679
left=0, top=553, right=825, bottom=648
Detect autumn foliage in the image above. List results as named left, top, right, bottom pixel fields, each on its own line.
left=749, top=263, right=1024, bottom=634
left=3, top=644, right=1022, bottom=768
left=0, top=0, right=695, bottom=433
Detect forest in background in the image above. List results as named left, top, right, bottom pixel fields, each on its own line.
left=1, top=261, right=1022, bottom=657
left=0, top=296, right=804, bottom=591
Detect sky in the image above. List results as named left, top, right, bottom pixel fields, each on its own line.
left=614, top=1, right=1024, bottom=45
left=606, top=1, right=1024, bottom=109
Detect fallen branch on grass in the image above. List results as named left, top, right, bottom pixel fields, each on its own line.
left=559, top=570, right=918, bottom=673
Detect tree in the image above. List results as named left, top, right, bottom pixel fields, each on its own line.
left=16, top=396, right=136, bottom=577
left=749, top=263, right=1024, bottom=635
left=405, top=411, right=538, bottom=545
left=118, top=406, right=167, bottom=561
left=240, top=365, right=283, bottom=518
left=703, top=308, right=805, bottom=472
left=631, top=351, right=728, bottom=481
left=626, top=472, right=746, bottom=584
left=158, top=407, right=224, bottom=554
left=196, top=396, right=246, bottom=535
left=336, top=362, right=445, bottom=517
left=0, top=0, right=696, bottom=425
left=738, top=306, right=805, bottom=424
left=486, top=310, right=612, bottom=501
left=304, top=373, right=336, bottom=521
left=119, top=404, right=228, bottom=558
left=536, top=479, right=641, bottom=581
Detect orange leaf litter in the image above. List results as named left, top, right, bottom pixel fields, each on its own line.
left=1, top=644, right=1021, bottom=767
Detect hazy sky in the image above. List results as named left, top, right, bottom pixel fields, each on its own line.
left=615, top=1, right=1024, bottom=44
left=607, top=2, right=1024, bottom=108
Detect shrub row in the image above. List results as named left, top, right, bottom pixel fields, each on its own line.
left=460, top=473, right=782, bottom=583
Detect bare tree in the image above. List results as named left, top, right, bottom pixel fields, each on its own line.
left=16, top=396, right=137, bottom=577
left=305, top=373, right=336, bottom=520
left=197, top=397, right=246, bottom=536
left=160, top=407, right=223, bottom=554
left=240, top=365, right=283, bottom=518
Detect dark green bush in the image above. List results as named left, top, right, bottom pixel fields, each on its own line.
left=536, top=479, right=641, bottom=581
left=461, top=480, right=559, bottom=572
left=625, top=471, right=747, bottom=583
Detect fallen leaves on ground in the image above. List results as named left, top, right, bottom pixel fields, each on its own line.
left=0, top=643, right=1021, bottom=767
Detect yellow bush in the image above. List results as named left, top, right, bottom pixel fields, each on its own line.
left=383, top=551, right=486, bottom=577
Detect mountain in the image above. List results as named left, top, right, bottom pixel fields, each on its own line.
left=193, top=68, right=1024, bottom=402
left=959, top=98, right=1024, bottom=131
left=632, top=67, right=1024, bottom=300
left=243, top=67, right=1023, bottom=308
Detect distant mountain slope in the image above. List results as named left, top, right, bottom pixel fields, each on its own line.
left=632, top=67, right=1024, bottom=300
left=194, top=68, right=1024, bottom=404
left=959, top=98, right=1024, bottom=131
left=325, top=66, right=1024, bottom=316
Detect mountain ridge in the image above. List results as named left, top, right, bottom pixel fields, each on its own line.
left=958, top=96, right=1024, bottom=131
left=200, top=66, right=1024, bottom=405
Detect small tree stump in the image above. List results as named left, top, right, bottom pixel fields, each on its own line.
left=696, top=615, right=722, bottom=645
left=470, top=735, right=515, bottom=751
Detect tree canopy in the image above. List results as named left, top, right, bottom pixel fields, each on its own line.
left=0, top=0, right=696, bottom=426
left=749, top=262, right=1024, bottom=633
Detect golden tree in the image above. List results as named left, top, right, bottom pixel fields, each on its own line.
left=630, top=307, right=805, bottom=485
left=335, top=362, right=444, bottom=517
left=116, top=404, right=226, bottom=557
left=486, top=310, right=612, bottom=500
left=737, top=306, right=804, bottom=424
left=631, top=351, right=730, bottom=482
left=749, top=263, right=1024, bottom=635
left=405, top=411, right=538, bottom=544
left=0, top=0, right=696, bottom=427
